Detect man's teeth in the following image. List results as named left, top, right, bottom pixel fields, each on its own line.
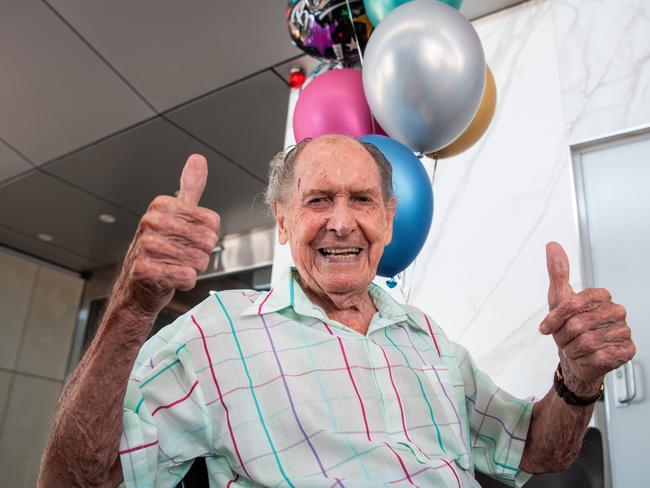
left=319, top=247, right=361, bottom=256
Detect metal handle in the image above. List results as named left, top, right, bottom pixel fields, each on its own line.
left=617, top=361, right=636, bottom=404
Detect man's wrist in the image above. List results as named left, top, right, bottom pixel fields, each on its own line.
left=554, top=364, right=604, bottom=406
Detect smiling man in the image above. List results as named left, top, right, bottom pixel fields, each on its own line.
left=40, top=135, right=635, bottom=487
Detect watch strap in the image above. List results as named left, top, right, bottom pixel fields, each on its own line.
left=553, top=363, right=604, bottom=406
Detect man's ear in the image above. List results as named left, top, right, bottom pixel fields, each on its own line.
left=274, top=202, right=289, bottom=245
left=384, top=197, right=397, bottom=246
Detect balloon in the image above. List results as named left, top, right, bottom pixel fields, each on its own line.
left=286, top=0, right=374, bottom=65
left=360, top=135, right=434, bottom=277
left=293, top=68, right=384, bottom=141
left=427, top=66, right=497, bottom=159
left=364, top=0, right=463, bottom=26
left=363, top=0, right=486, bottom=153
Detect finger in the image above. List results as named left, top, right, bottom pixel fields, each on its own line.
left=552, top=303, right=627, bottom=347
left=540, top=287, right=611, bottom=334
left=562, top=321, right=632, bottom=360
left=546, top=241, right=574, bottom=310
left=140, top=234, right=211, bottom=274
left=571, top=342, right=636, bottom=373
left=149, top=196, right=220, bottom=231
left=132, top=259, right=198, bottom=293
left=178, top=154, right=208, bottom=206
left=141, top=210, right=219, bottom=254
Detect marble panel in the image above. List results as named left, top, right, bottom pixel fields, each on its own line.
left=552, top=0, right=650, bottom=142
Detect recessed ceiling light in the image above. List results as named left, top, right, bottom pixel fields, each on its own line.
left=99, top=213, right=116, bottom=224
left=37, top=233, right=53, bottom=242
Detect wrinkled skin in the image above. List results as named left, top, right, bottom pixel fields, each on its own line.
left=274, top=135, right=395, bottom=333
left=38, top=155, right=219, bottom=487
left=520, top=242, right=636, bottom=473
left=540, top=242, right=635, bottom=396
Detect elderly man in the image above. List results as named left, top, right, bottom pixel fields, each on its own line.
left=40, top=135, right=635, bottom=487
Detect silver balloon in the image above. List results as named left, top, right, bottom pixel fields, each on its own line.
left=362, top=0, right=486, bottom=153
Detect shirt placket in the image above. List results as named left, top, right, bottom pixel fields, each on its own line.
left=366, top=323, right=431, bottom=465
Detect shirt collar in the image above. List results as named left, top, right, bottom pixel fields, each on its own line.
left=242, top=268, right=426, bottom=333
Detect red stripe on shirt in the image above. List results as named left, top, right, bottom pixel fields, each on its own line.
left=226, top=473, right=240, bottom=487
left=192, top=314, right=252, bottom=479
left=384, top=443, right=418, bottom=487
left=441, top=459, right=461, bottom=488
left=424, top=315, right=441, bottom=357
left=379, top=344, right=413, bottom=442
left=323, top=322, right=372, bottom=441
left=151, top=380, right=199, bottom=416
left=258, top=288, right=274, bottom=314
left=119, top=440, right=158, bottom=455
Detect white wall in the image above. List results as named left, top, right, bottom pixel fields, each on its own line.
left=273, top=0, right=650, bottom=400
left=0, top=246, right=84, bottom=486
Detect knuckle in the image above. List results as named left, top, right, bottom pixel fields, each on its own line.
left=578, top=333, right=598, bottom=353
left=202, top=209, right=220, bottom=230
left=149, top=195, right=173, bottom=211
left=566, top=316, right=584, bottom=336
left=139, top=210, right=158, bottom=230
left=613, top=303, right=627, bottom=320
left=196, top=253, right=210, bottom=272
left=132, top=259, right=153, bottom=281
left=177, top=268, right=197, bottom=290
left=593, top=287, right=612, bottom=302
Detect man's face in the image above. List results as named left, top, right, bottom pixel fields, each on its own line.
left=274, top=136, right=395, bottom=297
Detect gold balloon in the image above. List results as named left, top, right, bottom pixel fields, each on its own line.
left=427, top=66, right=497, bottom=159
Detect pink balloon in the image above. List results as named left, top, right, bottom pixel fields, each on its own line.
left=293, top=68, right=383, bottom=142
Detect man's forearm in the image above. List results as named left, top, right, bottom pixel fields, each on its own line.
left=519, top=388, right=594, bottom=474
left=38, top=294, right=155, bottom=487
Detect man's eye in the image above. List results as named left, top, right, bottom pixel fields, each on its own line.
left=354, top=196, right=372, bottom=203
left=308, top=197, right=328, bottom=205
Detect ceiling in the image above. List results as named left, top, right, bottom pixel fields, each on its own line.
left=0, top=0, right=527, bottom=273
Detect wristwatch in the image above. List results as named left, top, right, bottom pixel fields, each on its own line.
left=553, top=363, right=604, bottom=406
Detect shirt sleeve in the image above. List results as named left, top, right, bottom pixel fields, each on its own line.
left=451, top=342, right=534, bottom=487
left=119, top=312, right=215, bottom=488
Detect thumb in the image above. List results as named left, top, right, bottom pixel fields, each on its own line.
left=546, top=241, right=574, bottom=310
left=177, top=154, right=208, bottom=206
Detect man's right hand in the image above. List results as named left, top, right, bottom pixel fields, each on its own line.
left=117, top=153, right=220, bottom=318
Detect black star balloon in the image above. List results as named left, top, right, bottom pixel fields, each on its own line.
left=286, top=0, right=373, bottom=65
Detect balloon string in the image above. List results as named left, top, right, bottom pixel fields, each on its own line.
left=431, top=154, right=439, bottom=187
left=346, top=0, right=375, bottom=133
left=345, top=0, right=364, bottom=68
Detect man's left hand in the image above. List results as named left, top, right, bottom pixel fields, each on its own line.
left=539, top=242, right=636, bottom=397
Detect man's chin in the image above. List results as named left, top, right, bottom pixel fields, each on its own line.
left=314, top=272, right=371, bottom=296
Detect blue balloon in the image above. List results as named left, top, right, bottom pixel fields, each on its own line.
left=360, top=135, right=434, bottom=277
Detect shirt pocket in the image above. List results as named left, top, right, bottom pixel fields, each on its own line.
left=421, top=364, right=472, bottom=471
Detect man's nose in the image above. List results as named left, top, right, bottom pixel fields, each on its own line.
left=327, top=199, right=356, bottom=236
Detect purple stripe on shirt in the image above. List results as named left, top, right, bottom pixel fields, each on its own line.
left=465, top=396, right=527, bottom=442
left=259, top=313, right=331, bottom=480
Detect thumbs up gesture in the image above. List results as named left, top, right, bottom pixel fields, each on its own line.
left=539, top=242, right=635, bottom=397
left=115, top=154, right=220, bottom=318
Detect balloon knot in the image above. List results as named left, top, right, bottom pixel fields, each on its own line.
left=386, top=278, right=398, bottom=289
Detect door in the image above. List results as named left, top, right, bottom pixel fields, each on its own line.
left=573, top=129, right=650, bottom=488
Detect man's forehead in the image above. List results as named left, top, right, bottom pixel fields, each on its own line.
left=296, top=137, right=374, bottom=171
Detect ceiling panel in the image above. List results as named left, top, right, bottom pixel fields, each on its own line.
left=167, top=71, right=289, bottom=180
left=273, top=55, right=323, bottom=84
left=43, top=116, right=272, bottom=236
left=48, top=0, right=302, bottom=112
left=0, top=228, right=99, bottom=273
left=0, top=171, right=140, bottom=268
left=0, top=140, right=34, bottom=183
left=0, top=0, right=155, bottom=165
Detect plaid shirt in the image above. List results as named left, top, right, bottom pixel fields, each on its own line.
left=119, top=269, right=533, bottom=487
